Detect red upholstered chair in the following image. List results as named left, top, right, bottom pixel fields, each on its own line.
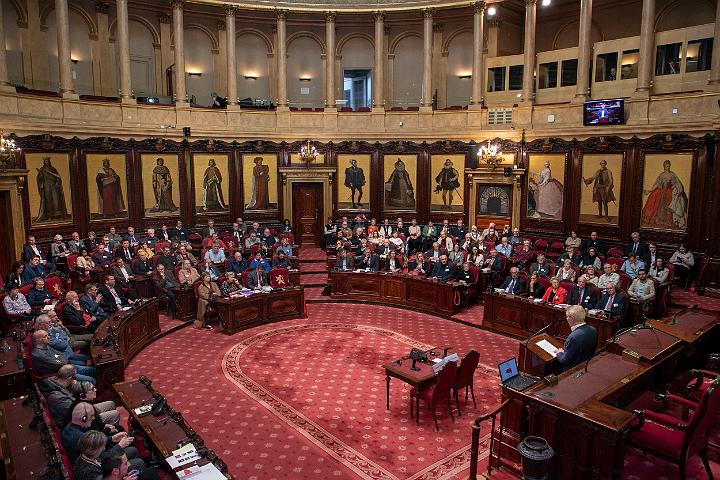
left=279, top=233, right=295, bottom=245
left=618, top=271, right=632, bottom=291
left=559, top=281, right=575, bottom=295
left=270, top=268, right=290, bottom=288
left=45, top=274, right=66, bottom=299
left=548, top=241, right=564, bottom=260
left=410, top=361, right=458, bottom=431
left=250, top=243, right=261, bottom=256
left=454, top=350, right=480, bottom=416
left=626, top=376, right=720, bottom=480
left=241, top=271, right=251, bottom=288
left=19, top=283, right=32, bottom=297
left=607, top=257, right=624, bottom=271
left=606, top=247, right=624, bottom=258
left=155, top=240, right=170, bottom=254
left=534, top=239, right=548, bottom=252
left=537, top=276, right=551, bottom=292
left=216, top=275, right=227, bottom=288
left=23, top=333, right=55, bottom=382
left=188, top=232, right=203, bottom=249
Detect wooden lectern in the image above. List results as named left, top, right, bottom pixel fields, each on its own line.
left=518, top=333, right=563, bottom=377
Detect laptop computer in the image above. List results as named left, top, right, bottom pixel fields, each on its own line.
left=498, top=357, right=538, bottom=391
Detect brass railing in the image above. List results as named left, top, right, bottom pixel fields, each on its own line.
left=468, top=398, right=511, bottom=480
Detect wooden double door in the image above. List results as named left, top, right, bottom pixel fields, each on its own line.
left=291, top=182, right=323, bottom=247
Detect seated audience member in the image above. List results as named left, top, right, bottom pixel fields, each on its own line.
left=276, top=237, right=293, bottom=257
left=3, top=286, right=32, bottom=321
left=556, top=259, right=577, bottom=282
left=158, top=224, right=171, bottom=241
left=80, top=284, right=109, bottom=321
left=626, top=231, right=648, bottom=258
left=379, top=219, right=393, bottom=238
left=469, top=225, right=481, bottom=243
left=227, top=251, right=247, bottom=275
left=280, top=218, right=292, bottom=233
left=91, top=243, right=113, bottom=269
left=31, top=330, right=95, bottom=382
left=51, top=234, right=70, bottom=264
left=114, top=239, right=135, bottom=263
left=34, top=313, right=92, bottom=357
left=649, top=258, right=670, bottom=284
left=194, top=273, right=220, bottom=330
left=483, top=227, right=499, bottom=244
left=142, top=228, right=159, bottom=250
left=482, top=250, right=504, bottom=288
left=509, top=227, right=524, bottom=247
left=106, top=227, right=122, bottom=252
left=23, top=235, right=57, bottom=272
left=249, top=251, right=271, bottom=273
left=598, top=283, right=626, bottom=317
left=73, top=431, right=112, bottom=480
left=335, top=249, right=354, bottom=271
left=220, top=271, right=242, bottom=296
left=530, top=254, right=551, bottom=277
left=495, top=237, right=513, bottom=258
left=437, top=231, right=453, bottom=252
left=669, top=243, right=694, bottom=287
left=500, top=267, right=526, bottom=295
left=202, top=219, right=216, bottom=239
left=75, top=249, right=95, bottom=276
left=460, top=233, right=476, bottom=252
left=177, top=260, right=200, bottom=286
left=565, top=230, right=582, bottom=250
left=133, top=250, right=153, bottom=275
left=84, top=232, right=99, bottom=253
left=407, top=252, right=428, bottom=277
left=480, top=222, right=495, bottom=239
left=407, top=220, right=422, bottom=254
left=449, top=243, right=465, bottom=267
left=23, top=256, right=47, bottom=283
left=556, top=246, right=579, bottom=267
left=171, top=220, right=188, bottom=241
left=204, top=243, right=226, bottom=265
left=389, top=230, right=405, bottom=250
left=98, top=276, right=132, bottom=313
left=135, top=241, right=154, bottom=260
left=431, top=254, right=455, bottom=282
left=4, top=261, right=25, bottom=289
left=467, top=246, right=485, bottom=267
left=250, top=221, right=261, bottom=235
left=581, top=231, right=605, bottom=256
left=197, top=259, right=221, bottom=281
left=63, top=291, right=101, bottom=333
left=628, top=269, right=655, bottom=301
left=568, top=276, right=597, bottom=309
left=156, top=246, right=176, bottom=271
left=643, top=243, right=660, bottom=269
left=175, top=245, right=197, bottom=265
left=69, top=381, right=121, bottom=429
left=272, top=251, right=291, bottom=269
left=356, top=250, right=379, bottom=271
left=27, top=277, right=54, bottom=311
left=527, top=272, right=546, bottom=299
left=385, top=251, right=402, bottom=273
left=261, top=228, right=277, bottom=247
left=426, top=241, right=444, bottom=264
left=541, top=277, right=568, bottom=304
left=581, top=265, right=600, bottom=287
left=38, top=365, right=81, bottom=427
left=152, top=265, right=178, bottom=316
left=421, top=221, right=437, bottom=250
left=456, top=262, right=475, bottom=284
left=451, top=219, right=466, bottom=239
left=247, top=263, right=269, bottom=290
left=597, top=263, right=621, bottom=292
left=621, top=253, right=645, bottom=280
left=244, top=232, right=260, bottom=251
left=501, top=225, right=511, bottom=238
left=110, top=258, right=133, bottom=291
left=511, top=240, right=533, bottom=268
left=68, top=232, right=84, bottom=254
left=554, top=305, right=598, bottom=372
left=322, top=218, right=337, bottom=250
left=579, top=247, right=602, bottom=270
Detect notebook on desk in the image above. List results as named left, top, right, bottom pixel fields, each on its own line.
left=499, top=357, right=538, bottom=391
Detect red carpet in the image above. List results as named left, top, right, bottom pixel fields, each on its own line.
left=299, top=247, right=328, bottom=261
left=300, top=273, right=330, bottom=286
left=674, top=289, right=720, bottom=312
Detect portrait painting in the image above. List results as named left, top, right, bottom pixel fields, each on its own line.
left=640, top=153, right=693, bottom=232
left=337, top=154, right=371, bottom=211
left=289, top=152, right=325, bottom=165
left=26, top=152, right=73, bottom=226
left=140, top=154, right=181, bottom=217
left=242, top=153, right=278, bottom=211
left=579, top=154, right=623, bottom=225
left=192, top=153, right=230, bottom=213
left=527, top=153, right=565, bottom=220
left=85, top=153, right=128, bottom=220
left=431, top=154, right=465, bottom=212
left=383, top=154, right=417, bottom=211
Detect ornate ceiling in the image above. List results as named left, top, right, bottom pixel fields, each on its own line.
left=194, top=0, right=482, bottom=13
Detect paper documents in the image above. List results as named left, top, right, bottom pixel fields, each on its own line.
left=166, top=443, right=200, bottom=469
left=176, top=463, right=226, bottom=480
left=536, top=339, right=558, bottom=357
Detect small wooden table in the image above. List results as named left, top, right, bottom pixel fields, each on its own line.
left=130, top=274, right=155, bottom=298
left=518, top=333, right=563, bottom=377
left=172, top=285, right=198, bottom=322
left=382, top=347, right=454, bottom=413
left=214, top=287, right=305, bottom=335
left=0, top=330, right=26, bottom=400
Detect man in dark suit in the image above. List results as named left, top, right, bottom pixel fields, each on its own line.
left=109, top=258, right=135, bottom=298
left=567, top=276, right=598, bottom=309
left=123, top=227, right=141, bottom=247
left=114, top=239, right=136, bottom=263
left=356, top=251, right=379, bottom=271
left=247, top=264, right=269, bottom=289
left=483, top=250, right=505, bottom=289
left=580, top=231, right=606, bottom=256
left=642, top=243, right=660, bottom=268
left=597, top=283, right=626, bottom=317
left=499, top=267, right=526, bottom=295
left=431, top=254, right=455, bottom=282
left=226, top=251, right=247, bottom=275
left=132, top=250, right=153, bottom=275
left=98, top=275, right=132, bottom=313
left=91, top=243, right=113, bottom=269
left=23, top=256, right=48, bottom=283
left=202, top=219, right=216, bottom=239
left=79, top=284, right=109, bottom=320
left=142, top=228, right=160, bottom=251
left=529, top=254, right=552, bottom=277
left=625, top=231, right=648, bottom=259
left=335, top=249, right=354, bottom=271
left=554, top=305, right=598, bottom=372
left=23, top=236, right=57, bottom=272
left=171, top=220, right=188, bottom=241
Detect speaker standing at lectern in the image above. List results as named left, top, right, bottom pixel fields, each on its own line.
left=554, top=305, right=598, bottom=372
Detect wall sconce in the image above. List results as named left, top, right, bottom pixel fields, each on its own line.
left=458, top=74, right=472, bottom=80
left=71, top=58, right=79, bottom=64
left=299, top=77, right=312, bottom=82
left=187, top=72, right=202, bottom=77
left=244, top=74, right=258, bottom=80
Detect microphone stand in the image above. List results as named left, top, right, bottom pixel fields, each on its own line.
left=576, top=322, right=652, bottom=379
left=670, top=304, right=697, bottom=325
left=522, top=323, right=554, bottom=374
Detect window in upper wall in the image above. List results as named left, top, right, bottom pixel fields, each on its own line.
left=487, top=67, right=506, bottom=92
left=508, top=65, right=523, bottom=90
left=595, top=52, right=618, bottom=82
left=620, top=49, right=639, bottom=79
left=538, top=62, right=558, bottom=89
left=686, top=38, right=713, bottom=73
left=343, top=69, right=372, bottom=110
left=561, top=59, right=578, bottom=87
left=655, top=42, right=682, bottom=75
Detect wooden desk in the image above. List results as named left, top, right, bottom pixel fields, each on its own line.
left=214, top=287, right=305, bottom=335
left=517, top=333, right=563, bottom=377
left=330, top=270, right=464, bottom=317
left=91, top=299, right=160, bottom=389
left=648, top=310, right=720, bottom=344
left=114, top=377, right=232, bottom=478
left=382, top=347, right=454, bottom=412
left=0, top=331, right=26, bottom=400
left=130, top=274, right=155, bottom=298
left=172, top=285, right=198, bottom=322
left=605, top=327, right=682, bottom=364
left=483, top=292, right=618, bottom=348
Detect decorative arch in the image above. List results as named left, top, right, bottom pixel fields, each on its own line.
left=236, top=28, right=273, bottom=53
left=286, top=31, right=325, bottom=55
left=389, top=31, right=422, bottom=55
left=551, top=19, right=604, bottom=50
left=171, top=23, right=219, bottom=51
left=441, top=27, right=472, bottom=54
left=40, top=3, right=97, bottom=39
left=337, top=32, right=374, bottom=55
left=108, top=15, right=161, bottom=45
left=655, top=0, right=715, bottom=31
left=7, top=0, right=27, bottom=28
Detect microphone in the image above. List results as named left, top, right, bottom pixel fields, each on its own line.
left=443, top=346, right=452, bottom=357
left=522, top=322, right=555, bottom=373
left=670, top=304, right=697, bottom=325
left=575, top=339, right=612, bottom=378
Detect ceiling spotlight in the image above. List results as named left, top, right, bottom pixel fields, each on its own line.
left=487, top=6, right=497, bottom=16
left=541, top=0, right=551, bottom=5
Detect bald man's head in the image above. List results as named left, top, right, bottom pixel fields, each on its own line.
left=71, top=402, right=95, bottom=427
left=32, top=330, right=49, bottom=347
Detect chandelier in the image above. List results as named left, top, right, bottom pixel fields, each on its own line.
left=299, top=139, right=318, bottom=164
left=0, top=130, right=20, bottom=169
left=477, top=140, right=501, bottom=169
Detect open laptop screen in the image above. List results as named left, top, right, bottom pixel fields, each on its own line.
left=498, top=357, right=519, bottom=383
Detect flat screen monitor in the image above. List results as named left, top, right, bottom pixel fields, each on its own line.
left=498, top=357, right=519, bottom=382
left=583, top=98, right=624, bottom=126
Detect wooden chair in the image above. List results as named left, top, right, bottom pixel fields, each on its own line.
left=454, top=350, right=480, bottom=416
left=410, top=361, right=458, bottom=431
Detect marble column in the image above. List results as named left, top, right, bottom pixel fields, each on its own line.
left=470, top=1, right=485, bottom=106
left=225, top=6, right=238, bottom=107
left=0, top=0, right=13, bottom=91
left=373, top=11, right=385, bottom=109
left=55, top=0, right=76, bottom=97
left=172, top=0, right=187, bottom=104
left=276, top=10, right=288, bottom=108
left=708, top=0, right=720, bottom=87
left=325, top=12, right=336, bottom=108
left=522, top=0, right=536, bottom=103
left=422, top=9, right=434, bottom=108
left=574, top=0, right=592, bottom=101
left=116, top=0, right=133, bottom=102
left=635, top=0, right=655, bottom=96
